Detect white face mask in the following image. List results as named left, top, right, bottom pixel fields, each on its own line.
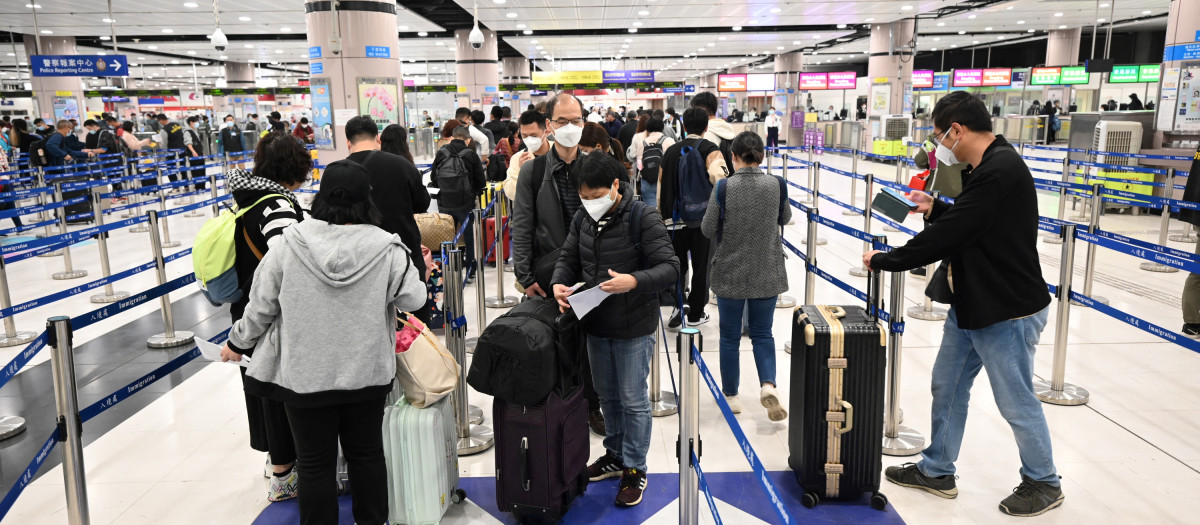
left=580, top=185, right=616, bottom=222
left=523, top=135, right=543, bottom=153
left=934, top=129, right=961, bottom=166
left=552, top=123, right=583, bottom=148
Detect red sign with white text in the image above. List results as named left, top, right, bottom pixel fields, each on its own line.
left=982, top=68, right=1012, bottom=86
left=912, top=70, right=934, bottom=89
left=799, top=72, right=828, bottom=90
left=827, top=72, right=857, bottom=89
left=717, top=74, right=747, bottom=92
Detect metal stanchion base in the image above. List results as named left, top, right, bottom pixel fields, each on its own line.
left=485, top=296, right=519, bottom=308
left=650, top=391, right=678, bottom=417
left=184, top=210, right=205, bottom=218
left=469, top=405, right=484, bottom=425
left=776, top=295, right=797, bottom=309
left=0, top=331, right=38, bottom=347
left=801, top=237, right=828, bottom=246
left=1043, top=235, right=1064, bottom=245
left=786, top=217, right=796, bottom=225
left=504, top=263, right=513, bottom=272
left=849, top=266, right=871, bottom=277
left=90, top=291, right=131, bottom=304
left=882, top=225, right=900, bottom=233
left=907, top=305, right=948, bottom=321
left=784, top=342, right=791, bottom=354
left=842, top=209, right=860, bottom=216
left=52, top=270, right=89, bottom=280
left=37, top=250, right=63, bottom=258
left=0, top=416, right=26, bottom=440
left=129, top=224, right=150, bottom=233
left=1069, top=215, right=1089, bottom=223
left=1071, top=295, right=1109, bottom=307
left=465, top=336, right=477, bottom=355
left=882, top=425, right=926, bottom=456
left=1169, top=233, right=1198, bottom=243
left=147, top=330, right=196, bottom=349
left=161, top=240, right=182, bottom=248
left=456, top=425, right=495, bottom=456
left=1033, top=379, right=1089, bottom=406
left=1140, top=262, right=1180, bottom=273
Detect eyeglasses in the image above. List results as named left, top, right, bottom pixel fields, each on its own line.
left=551, top=117, right=585, bottom=127
left=929, top=128, right=952, bottom=147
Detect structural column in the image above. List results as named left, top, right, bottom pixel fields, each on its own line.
left=456, top=29, right=500, bottom=110
left=1160, top=1, right=1200, bottom=133
left=501, top=57, right=530, bottom=83
left=866, top=20, right=916, bottom=117
left=304, top=0, right=404, bottom=165
left=213, top=62, right=255, bottom=117
left=1045, top=28, right=1081, bottom=67
left=775, top=51, right=804, bottom=142
left=23, top=35, right=85, bottom=123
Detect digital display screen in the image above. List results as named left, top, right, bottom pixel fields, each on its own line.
left=911, top=70, right=934, bottom=89
left=717, top=74, right=747, bottom=92
left=952, top=69, right=983, bottom=87
left=799, top=72, right=828, bottom=90
left=1030, top=67, right=1062, bottom=86
left=746, top=73, right=776, bottom=91
left=1109, top=65, right=1140, bottom=83
left=827, top=72, right=857, bottom=89
left=981, top=68, right=1012, bottom=87
left=1060, top=67, right=1090, bottom=85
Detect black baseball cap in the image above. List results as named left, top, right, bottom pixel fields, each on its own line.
left=318, top=160, right=372, bottom=204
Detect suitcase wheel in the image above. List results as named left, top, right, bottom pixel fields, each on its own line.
left=871, top=492, right=888, bottom=511
left=801, top=491, right=820, bottom=509
left=452, top=488, right=466, bottom=504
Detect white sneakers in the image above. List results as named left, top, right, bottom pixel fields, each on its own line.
left=726, top=395, right=743, bottom=414
left=760, top=384, right=788, bottom=422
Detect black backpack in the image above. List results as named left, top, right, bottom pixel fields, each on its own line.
left=434, top=147, right=474, bottom=211
left=467, top=297, right=583, bottom=405
left=640, top=137, right=666, bottom=183
left=28, top=137, right=48, bottom=167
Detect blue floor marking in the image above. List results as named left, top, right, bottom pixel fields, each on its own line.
left=253, top=471, right=907, bottom=524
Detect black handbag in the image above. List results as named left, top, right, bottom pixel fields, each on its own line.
left=925, top=261, right=954, bottom=305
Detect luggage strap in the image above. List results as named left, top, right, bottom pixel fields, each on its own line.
left=819, top=305, right=854, bottom=498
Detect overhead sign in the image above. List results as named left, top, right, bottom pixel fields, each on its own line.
left=911, top=70, right=934, bottom=89
left=1030, top=67, right=1062, bottom=86
left=84, top=89, right=179, bottom=97
left=32, top=55, right=128, bottom=77
left=532, top=70, right=603, bottom=84
left=365, top=46, right=391, bottom=58
left=952, top=69, right=983, bottom=87
left=202, top=87, right=305, bottom=96
left=1138, top=64, right=1161, bottom=83
left=746, top=73, right=775, bottom=91
left=981, top=68, right=1012, bottom=87
left=1110, top=65, right=1140, bottom=83
left=799, top=72, right=828, bottom=90
left=0, top=91, right=33, bottom=98
left=603, top=70, right=655, bottom=83
left=412, top=85, right=460, bottom=93
left=1164, top=43, right=1200, bottom=62
left=1060, top=67, right=1090, bottom=85
left=827, top=72, right=857, bottom=90
left=717, top=74, right=747, bottom=92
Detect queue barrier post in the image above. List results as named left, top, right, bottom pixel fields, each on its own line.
left=798, top=159, right=814, bottom=205
left=209, top=171, right=220, bottom=217
left=51, top=182, right=88, bottom=281
left=1141, top=168, right=1182, bottom=273
left=802, top=162, right=827, bottom=246
left=1073, top=183, right=1110, bottom=305
left=850, top=173, right=876, bottom=277
left=907, top=260, right=948, bottom=321
left=782, top=154, right=796, bottom=225
left=467, top=208, right=487, bottom=353
left=1043, top=158, right=1071, bottom=245
left=443, top=243, right=494, bottom=455
left=128, top=160, right=151, bottom=232
left=1033, top=224, right=1089, bottom=406
left=676, top=327, right=701, bottom=525
left=0, top=255, right=37, bottom=348
left=766, top=147, right=774, bottom=173
left=881, top=269, right=925, bottom=456
left=804, top=208, right=819, bottom=306
left=48, top=315, right=91, bottom=525
left=649, top=319, right=678, bottom=417
left=36, top=170, right=64, bottom=258
left=89, top=190, right=130, bottom=304
left=1068, top=164, right=1093, bottom=222
left=501, top=195, right=514, bottom=272
left=1168, top=161, right=1198, bottom=242
left=843, top=149, right=860, bottom=216
left=155, top=169, right=181, bottom=249
left=486, top=196, right=518, bottom=309
left=145, top=210, right=194, bottom=349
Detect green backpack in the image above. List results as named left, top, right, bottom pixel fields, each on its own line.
left=193, top=194, right=283, bottom=306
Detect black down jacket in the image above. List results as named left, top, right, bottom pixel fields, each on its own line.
left=551, top=182, right=680, bottom=338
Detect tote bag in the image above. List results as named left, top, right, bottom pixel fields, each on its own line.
left=395, top=314, right=460, bottom=408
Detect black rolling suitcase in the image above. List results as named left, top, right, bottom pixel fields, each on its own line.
left=494, top=390, right=590, bottom=523
left=788, top=299, right=889, bottom=511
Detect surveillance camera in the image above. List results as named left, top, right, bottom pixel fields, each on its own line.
left=329, top=38, right=342, bottom=55
left=469, top=25, right=485, bottom=50
left=211, top=28, right=228, bottom=52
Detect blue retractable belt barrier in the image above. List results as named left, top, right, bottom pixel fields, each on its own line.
left=1071, top=291, right=1200, bottom=353
left=0, top=333, right=48, bottom=392
left=0, top=429, right=59, bottom=521
left=71, top=273, right=196, bottom=332
left=693, top=451, right=723, bottom=525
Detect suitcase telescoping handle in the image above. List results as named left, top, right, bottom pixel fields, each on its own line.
left=520, top=437, right=530, bottom=492
left=865, top=268, right=883, bottom=320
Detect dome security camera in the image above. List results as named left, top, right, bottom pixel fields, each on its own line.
left=211, top=28, right=228, bottom=52
left=469, top=24, right=485, bottom=50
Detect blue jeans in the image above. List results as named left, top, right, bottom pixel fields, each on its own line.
left=918, top=306, right=1058, bottom=485
left=587, top=333, right=654, bottom=471
left=715, top=297, right=777, bottom=396
left=640, top=177, right=657, bottom=208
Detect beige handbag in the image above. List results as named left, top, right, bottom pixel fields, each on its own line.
left=394, top=314, right=460, bottom=408
left=414, top=212, right=457, bottom=252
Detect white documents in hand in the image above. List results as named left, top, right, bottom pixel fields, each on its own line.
left=567, top=285, right=613, bottom=319
left=196, top=337, right=250, bottom=368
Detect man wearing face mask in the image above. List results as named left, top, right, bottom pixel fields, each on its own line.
left=32, top=118, right=49, bottom=137
left=550, top=152, right=679, bottom=508
left=861, top=91, right=1061, bottom=518
left=184, top=116, right=207, bottom=191
left=503, top=109, right=550, bottom=202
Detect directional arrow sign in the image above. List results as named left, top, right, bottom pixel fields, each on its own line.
left=31, top=55, right=129, bottom=77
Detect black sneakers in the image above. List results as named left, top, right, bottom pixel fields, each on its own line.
left=1184, top=323, right=1200, bottom=339
left=884, top=463, right=958, bottom=499
left=999, top=475, right=1064, bottom=517
left=587, top=452, right=625, bottom=482
left=615, top=468, right=647, bottom=507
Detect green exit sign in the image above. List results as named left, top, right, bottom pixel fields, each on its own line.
left=1138, top=64, right=1161, bottom=83
left=1110, top=65, right=1141, bottom=83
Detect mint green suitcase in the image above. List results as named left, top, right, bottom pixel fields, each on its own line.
left=383, top=395, right=466, bottom=524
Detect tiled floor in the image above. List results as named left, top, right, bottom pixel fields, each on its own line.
left=3, top=148, right=1200, bottom=524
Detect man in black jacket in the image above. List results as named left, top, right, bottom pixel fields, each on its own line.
left=430, top=125, right=486, bottom=279
left=1180, top=148, right=1200, bottom=337
left=863, top=91, right=1061, bottom=517
left=344, top=116, right=433, bottom=322
left=551, top=152, right=679, bottom=508
left=617, top=111, right=639, bottom=156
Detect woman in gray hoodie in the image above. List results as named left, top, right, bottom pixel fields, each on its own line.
left=700, top=131, right=791, bottom=422
left=222, top=160, right=427, bottom=525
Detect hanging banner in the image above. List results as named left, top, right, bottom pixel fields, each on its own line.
left=357, top=77, right=400, bottom=129
left=309, top=78, right=335, bottom=151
